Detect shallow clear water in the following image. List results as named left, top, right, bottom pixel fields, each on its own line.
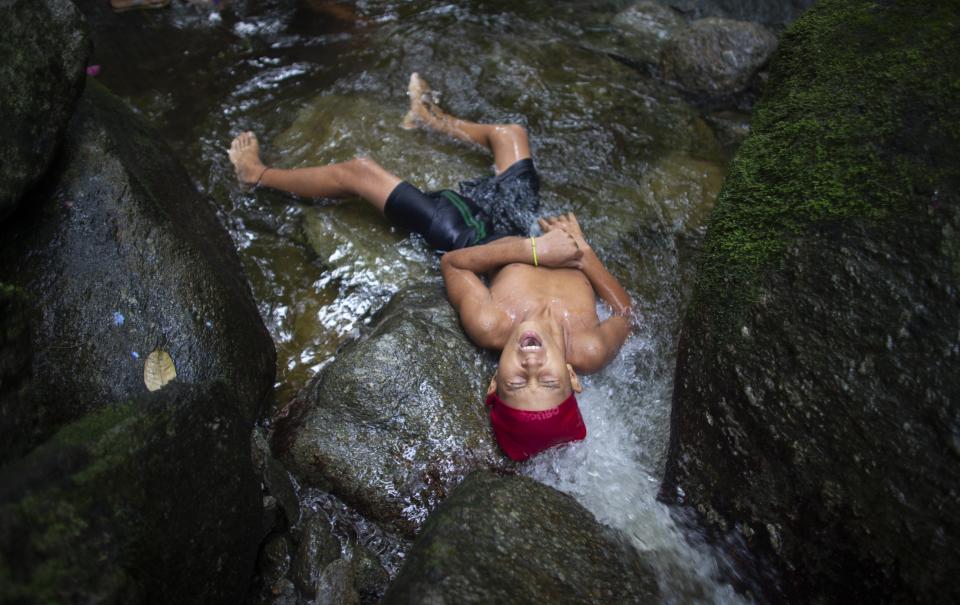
left=83, top=0, right=744, bottom=600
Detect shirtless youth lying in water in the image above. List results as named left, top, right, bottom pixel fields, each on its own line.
left=229, top=73, right=632, bottom=461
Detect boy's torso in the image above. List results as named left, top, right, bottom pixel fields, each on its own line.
left=489, top=263, right=600, bottom=343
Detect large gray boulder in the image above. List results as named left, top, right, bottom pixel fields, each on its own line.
left=662, top=1, right=960, bottom=602
left=383, top=472, right=660, bottom=604
left=0, top=382, right=262, bottom=604
left=0, top=80, right=276, bottom=462
left=660, top=17, right=777, bottom=96
left=274, top=282, right=508, bottom=537
left=0, top=0, right=90, bottom=222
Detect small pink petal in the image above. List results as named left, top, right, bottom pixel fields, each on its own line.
left=86, top=65, right=101, bottom=77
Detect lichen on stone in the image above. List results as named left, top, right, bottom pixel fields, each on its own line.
left=695, top=0, right=960, bottom=329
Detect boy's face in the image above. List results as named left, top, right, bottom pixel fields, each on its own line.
left=490, top=320, right=581, bottom=408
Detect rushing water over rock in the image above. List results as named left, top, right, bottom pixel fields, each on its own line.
left=525, top=331, right=745, bottom=603
left=73, top=0, right=771, bottom=601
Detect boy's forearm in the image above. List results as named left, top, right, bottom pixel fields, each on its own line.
left=441, top=236, right=533, bottom=274
left=578, top=245, right=632, bottom=316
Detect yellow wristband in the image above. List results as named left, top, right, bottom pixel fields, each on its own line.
left=530, top=236, right=538, bottom=267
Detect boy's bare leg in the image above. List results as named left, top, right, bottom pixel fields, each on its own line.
left=228, top=132, right=401, bottom=212
left=402, top=73, right=531, bottom=174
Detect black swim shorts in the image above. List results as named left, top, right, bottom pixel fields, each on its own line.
left=383, top=158, right=540, bottom=252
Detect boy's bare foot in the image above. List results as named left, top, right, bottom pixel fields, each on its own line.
left=402, top=72, right=440, bottom=130
left=228, top=131, right=268, bottom=187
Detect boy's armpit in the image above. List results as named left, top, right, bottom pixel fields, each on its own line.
left=440, top=251, right=512, bottom=350
left=570, top=315, right=631, bottom=374
left=459, top=303, right=511, bottom=350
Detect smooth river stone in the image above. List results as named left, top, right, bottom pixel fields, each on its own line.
left=383, top=471, right=660, bottom=604
left=660, top=17, right=778, bottom=96
left=274, top=281, right=508, bottom=538
left=0, top=80, right=276, bottom=462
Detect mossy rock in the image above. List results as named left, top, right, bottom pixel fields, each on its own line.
left=0, top=382, right=261, bottom=604
left=0, top=0, right=90, bottom=222
left=663, top=1, right=960, bottom=601
left=0, top=80, right=275, bottom=462
left=383, top=471, right=659, bottom=604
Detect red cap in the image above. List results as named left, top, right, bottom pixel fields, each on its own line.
left=485, top=391, right=586, bottom=461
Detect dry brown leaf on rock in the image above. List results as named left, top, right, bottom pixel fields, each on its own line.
left=144, top=349, right=177, bottom=392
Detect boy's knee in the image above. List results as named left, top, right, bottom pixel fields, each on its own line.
left=499, top=123, right=528, bottom=141
left=349, top=156, right=381, bottom=173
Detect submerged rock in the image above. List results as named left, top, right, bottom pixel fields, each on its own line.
left=275, top=281, right=507, bottom=537
left=383, top=471, right=660, bottom=603
left=0, top=80, right=275, bottom=461
left=0, top=382, right=261, bottom=604
left=704, top=110, right=752, bottom=156
left=611, top=1, right=688, bottom=66
left=0, top=0, right=89, bottom=222
left=663, top=1, right=960, bottom=602
left=660, top=18, right=777, bottom=96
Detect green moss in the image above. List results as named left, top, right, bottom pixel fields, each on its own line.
left=49, top=402, right=135, bottom=449
left=695, top=0, right=960, bottom=325
left=0, top=406, right=141, bottom=603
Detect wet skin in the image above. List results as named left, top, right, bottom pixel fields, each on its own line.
left=228, top=75, right=631, bottom=411
left=442, top=214, right=633, bottom=411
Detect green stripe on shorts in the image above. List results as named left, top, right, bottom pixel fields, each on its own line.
left=441, top=190, right=487, bottom=241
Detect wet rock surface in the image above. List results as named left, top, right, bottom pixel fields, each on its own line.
left=660, top=17, right=778, bottom=97
left=248, top=505, right=392, bottom=605
left=292, top=511, right=342, bottom=598
left=611, top=1, right=688, bottom=67
left=663, top=0, right=815, bottom=28
left=663, top=1, right=960, bottom=602
left=0, top=0, right=90, bottom=222
left=0, top=80, right=276, bottom=460
left=348, top=542, right=390, bottom=603
left=704, top=110, right=753, bottom=155
left=383, top=471, right=660, bottom=604
left=0, top=382, right=261, bottom=604
left=316, top=560, right=360, bottom=605
left=275, top=281, right=507, bottom=537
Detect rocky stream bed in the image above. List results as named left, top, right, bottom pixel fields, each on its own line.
left=2, top=0, right=958, bottom=603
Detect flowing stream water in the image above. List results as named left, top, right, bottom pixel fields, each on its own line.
left=82, top=0, right=752, bottom=601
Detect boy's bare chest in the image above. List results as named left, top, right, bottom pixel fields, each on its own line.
left=489, top=263, right=598, bottom=325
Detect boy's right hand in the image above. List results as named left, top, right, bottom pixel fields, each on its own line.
left=535, top=229, right=583, bottom=269
left=538, top=213, right=589, bottom=250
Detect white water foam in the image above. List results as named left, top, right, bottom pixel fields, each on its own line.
left=523, top=322, right=749, bottom=604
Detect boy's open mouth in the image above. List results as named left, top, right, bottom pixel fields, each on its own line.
left=519, top=331, right=542, bottom=351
